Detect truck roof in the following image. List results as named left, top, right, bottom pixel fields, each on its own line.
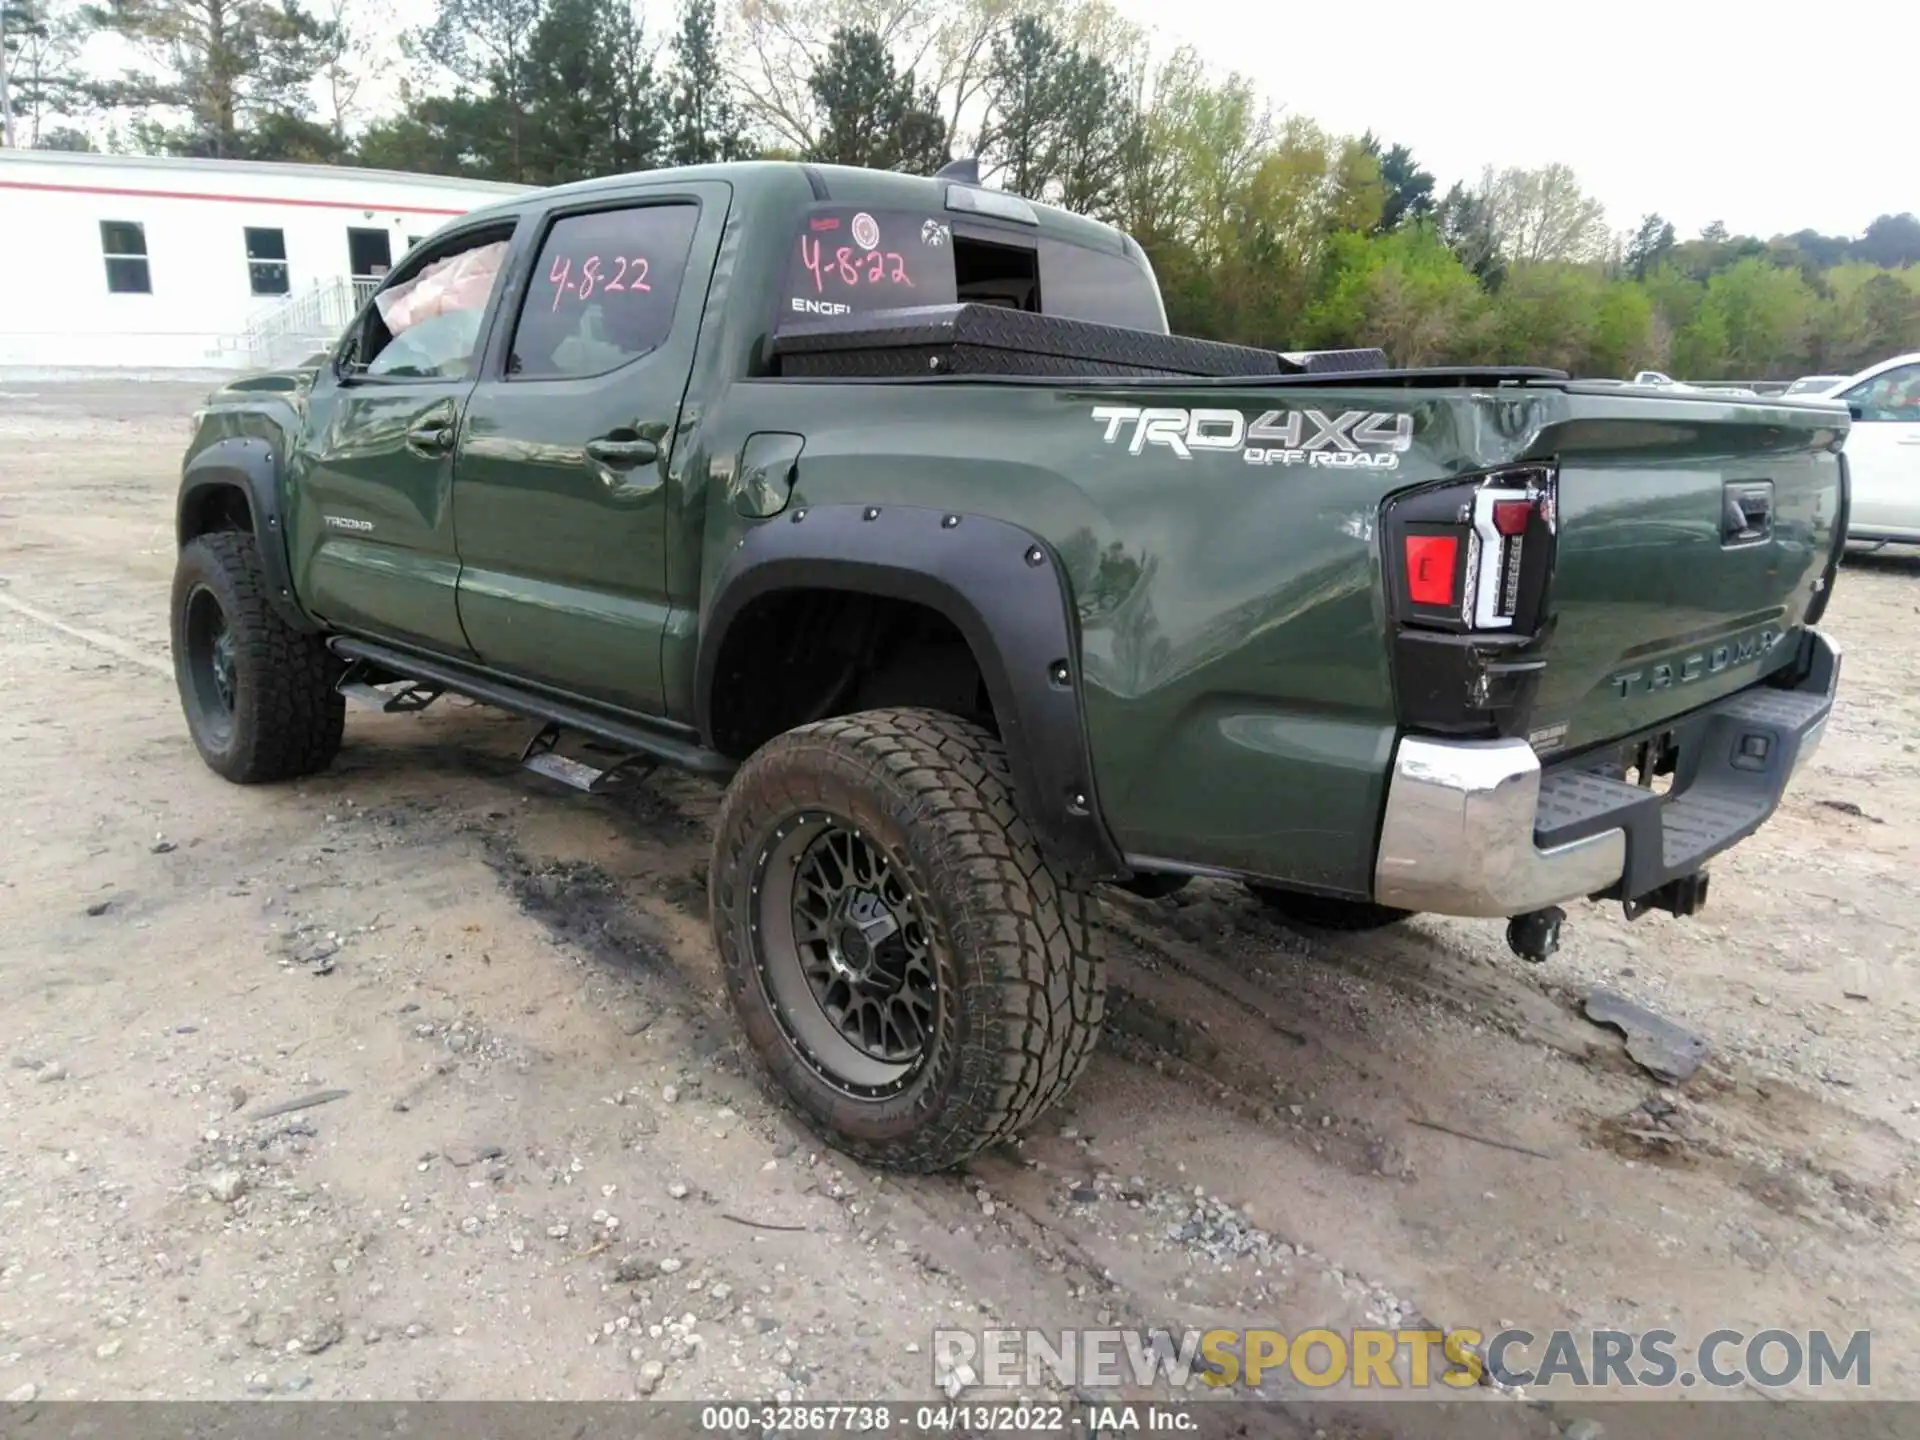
left=459, top=160, right=1141, bottom=258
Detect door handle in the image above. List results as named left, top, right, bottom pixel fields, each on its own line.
left=585, top=436, right=659, bottom=468
left=1722, top=482, right=1773, bottom=545
left=405, top=417, right=455, bottom=455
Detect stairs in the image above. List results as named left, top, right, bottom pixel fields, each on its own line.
left=207, top=277, right=381, bottom=369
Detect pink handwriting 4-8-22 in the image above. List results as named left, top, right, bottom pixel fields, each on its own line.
left=798, top=234, right=916, bottom=293
left=548, top=253, right=651, bottom=309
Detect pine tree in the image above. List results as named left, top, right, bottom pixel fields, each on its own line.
left=804, top=27, right=946, bottom=176
left=84, top=0, right=339, bottom=158
left=3, top=0, right=87, bottom=146
left=665, top=0, right=747, bottom=167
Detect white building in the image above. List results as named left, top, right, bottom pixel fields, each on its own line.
left=0, top=149, right=528, bottom=370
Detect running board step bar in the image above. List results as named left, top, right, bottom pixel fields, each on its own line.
left=327, top=636, right=737, bottom=779
left=519, top=723, right=659, bottom=795
left=337, top=661, right=445, bottom=713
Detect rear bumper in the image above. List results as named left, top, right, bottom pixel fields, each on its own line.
left=1372, top=629, right=1840, bottom=918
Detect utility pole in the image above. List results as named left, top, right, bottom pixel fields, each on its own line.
left=0, top=0, right=16, bottom=148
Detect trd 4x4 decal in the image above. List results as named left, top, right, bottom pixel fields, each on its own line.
left=1090, top=405, right=1413, bottom=469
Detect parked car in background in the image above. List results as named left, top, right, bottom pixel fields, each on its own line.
left=1786, top=375, right=1849, bottom=396
left=1626, top=370, right=1757, bottom=397
left=1825, top=354, right=1920, bottom=546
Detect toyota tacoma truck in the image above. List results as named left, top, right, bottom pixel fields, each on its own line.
left=169, top=159, right=1849, bottom=1171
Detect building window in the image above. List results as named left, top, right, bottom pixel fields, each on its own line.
left=101, top=220, right=151, bottom=294
left=245, top=227, right=290, bottom=296
left=347, top=227, right=393, bottom=280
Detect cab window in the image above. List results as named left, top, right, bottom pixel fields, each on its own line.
left=507, top=203, right=700, bottom=380
left=349, top=225, right=514, bottom=379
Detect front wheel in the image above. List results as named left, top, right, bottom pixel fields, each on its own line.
left=170, top=531, right=343, bottom=783
left=709, top=708, right=1106, bottom=1172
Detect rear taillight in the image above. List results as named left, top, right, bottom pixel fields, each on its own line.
left=1382, top=464, right=1559, bottom=737
left=1402, top=534, right=1459, bottom=607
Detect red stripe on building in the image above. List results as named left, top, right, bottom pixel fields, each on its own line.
left=0, top=179, right=473, bottom=216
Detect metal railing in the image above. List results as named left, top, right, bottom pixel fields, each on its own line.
left=208, top=276, right=384, bottom=370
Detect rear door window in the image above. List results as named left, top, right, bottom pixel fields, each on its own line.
left=508, top=203, right=701, bottom=380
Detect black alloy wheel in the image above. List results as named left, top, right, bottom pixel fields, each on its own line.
left=751, top=812, right=939, bottom=1096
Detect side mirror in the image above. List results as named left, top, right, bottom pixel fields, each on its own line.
left=1847, top=402, right=1865, bottom=421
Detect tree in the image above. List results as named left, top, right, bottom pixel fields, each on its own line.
left=804, top=26, right=945, bottom=174
left=1298, top=224, right=1484, bottom=366
left=84, top=0, right=341, bottom=158
left=315, top=0, right=394, bottom=143
left=732, top=0, right=938, bottom=155
left=1587, top=279, right=1657, bottom=376
left=1479, top=162, right=1610, bottom=265
left=415, top=0, right=548, bottom=178
left=3, top=0, right=87, bottom=146
left=1689, top=257, right=1815, bottom=377
left=1361, top=134, right=1434, bottom=233
left=979, top=15, right=1064, bottom=198
left=666, top=0, right=750, bottom=166
left=976, top=15, right=1125, bottom=214
left=355, top=91, right=505, bottom=176
left=35, top=122, right=92, bottom=147
left=1625, top=213, right=1676, bottom=280
left=600, top=0, right=666, bottom=175
left=1435, top=179, right=1501, bottom=285
left=730, top=0, right=1052, bottom=157
left=515, top=0, right=664, bottom=183
left=1483, top=263, right=1606, bottom=373
left=1780, top=227, right=1851, bottom=272
left=1854, top=212, right=1920, bottom=270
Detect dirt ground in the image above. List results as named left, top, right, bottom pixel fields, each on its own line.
left=0, top=375, right=1915, bottom=1426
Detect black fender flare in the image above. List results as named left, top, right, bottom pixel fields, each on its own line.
left=176, top=436, right=319, bottom=634
left=694, top=503, right=1128, bottom=887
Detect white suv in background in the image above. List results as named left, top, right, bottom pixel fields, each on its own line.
left=1826, top=354, right=1920, bottom=546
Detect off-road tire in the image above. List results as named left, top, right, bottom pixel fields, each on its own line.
left=1247, top=885, right=1411, bottom=932
left=170, top=531, right=344, bottom=783
left=710, top=708, right=1106, bottom=1172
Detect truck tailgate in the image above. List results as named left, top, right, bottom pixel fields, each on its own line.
left=1522, top=389, right=1847, bottom=757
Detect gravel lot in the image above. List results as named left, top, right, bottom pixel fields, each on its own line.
left=0, top=376, right=1915, bottom=1424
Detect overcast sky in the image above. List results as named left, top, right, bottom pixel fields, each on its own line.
left=1105, top=0, right=1914, bottom=240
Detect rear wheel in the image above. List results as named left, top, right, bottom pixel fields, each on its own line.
left=710, top=708, right=1105, bottom=1172
left=1247, top=884, right=1411, bottom=932
left=170, top=531, right=343, bottom=783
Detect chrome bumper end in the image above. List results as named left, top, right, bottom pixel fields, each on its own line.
left=1372, top=629, right=1841, bottom=919
left=1372, top=737, right=1625, bottom=918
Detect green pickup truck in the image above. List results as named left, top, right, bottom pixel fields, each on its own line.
left=170, top=160, right=1848, bottom=1171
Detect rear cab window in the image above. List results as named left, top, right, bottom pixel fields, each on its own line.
left=780, top=204, right=1166, bottom=334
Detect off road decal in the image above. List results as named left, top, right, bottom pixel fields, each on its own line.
left=1090, top=405, right=1413, bottom=469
